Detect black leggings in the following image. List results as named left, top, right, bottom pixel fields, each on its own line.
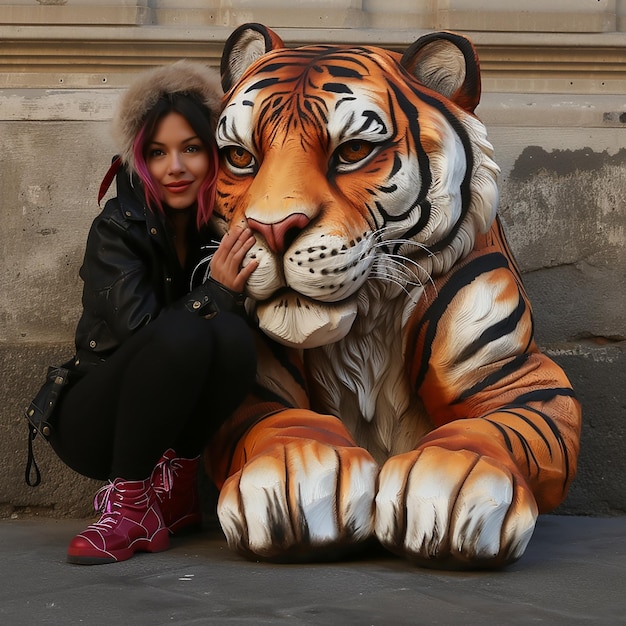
left=50, top=309, right=256, bottom=481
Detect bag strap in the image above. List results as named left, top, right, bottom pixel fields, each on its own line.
left=25, top=427, right=42, bottom=487
left=98, top=156, right=122, bottom=205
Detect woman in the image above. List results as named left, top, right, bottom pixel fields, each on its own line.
left=49, top=61, right=258, bottom=565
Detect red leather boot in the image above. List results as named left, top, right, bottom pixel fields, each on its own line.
left=67, top=478, right=170, bottom=565
left=152, top=449, right=202, bottom=534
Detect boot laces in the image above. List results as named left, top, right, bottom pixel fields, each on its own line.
left=90, top=480, right=150, bottom=529
left=88, top=482, right=121, bottom=530
left=153, top=456, right=183, bottom=500
left=93, top=481, right=117, bottom=513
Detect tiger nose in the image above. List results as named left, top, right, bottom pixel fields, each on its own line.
left=248, top=213, right=311, bottom=254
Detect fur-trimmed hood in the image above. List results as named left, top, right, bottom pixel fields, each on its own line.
left=113, top=60, right=223, bottom=172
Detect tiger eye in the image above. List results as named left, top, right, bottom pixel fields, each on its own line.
left=337, top=140, right=374, bottom=164
left=227, top=146, right=254, bottom=169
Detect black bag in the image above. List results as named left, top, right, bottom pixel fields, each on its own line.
left=24, top=365, right=71, bottom=487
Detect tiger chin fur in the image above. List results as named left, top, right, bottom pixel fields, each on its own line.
left=205, top=24, right=582, bottom=569
left=305, top=281, right=431, bottom=465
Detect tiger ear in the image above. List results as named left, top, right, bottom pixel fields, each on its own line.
left=220, top=23, right=285, bottom=92
left=401, top=31, right=481, bottom=113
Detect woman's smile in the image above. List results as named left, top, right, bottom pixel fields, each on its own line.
left=165, top=180, right=193, bottom=193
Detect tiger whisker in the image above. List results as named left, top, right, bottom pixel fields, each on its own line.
left=361, top=234, right=423, bottom=264
left=376, top=252, right=437, bottom=293
left=369, top=270, right=416, bottom=297
left=371, top=238, right=434, bottom=257
left=370, top=257, right=425, bottom=292
left=190, top=254, right=215, bottom=288
left=375, top=256, right=424, bottom=288
left=370, top=248, right=432, bottom=282
left=387, top=254, right=437, bottom=291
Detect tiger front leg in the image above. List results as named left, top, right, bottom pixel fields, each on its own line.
left=375, top=443, right=538, bottom=569
left=217, top=410, right=379, bottom=561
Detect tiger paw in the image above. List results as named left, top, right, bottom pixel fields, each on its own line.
left=217, top=440, right=379, bottom=561
left=375, top=446, right=538, bottom=569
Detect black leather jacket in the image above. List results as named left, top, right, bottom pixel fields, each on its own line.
left=72, top=166, right=244, bottom=373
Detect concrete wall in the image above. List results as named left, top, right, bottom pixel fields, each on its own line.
left=1, top=2, right=625, bottom=519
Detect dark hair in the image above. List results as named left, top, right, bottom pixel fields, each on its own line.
left=132, top=92, right=218, bottom=228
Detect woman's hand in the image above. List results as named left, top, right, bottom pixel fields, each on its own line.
left=209, top=226, right=258, bottom=293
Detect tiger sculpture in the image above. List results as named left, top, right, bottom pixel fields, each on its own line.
left=204, top=23, right=582, bottom=569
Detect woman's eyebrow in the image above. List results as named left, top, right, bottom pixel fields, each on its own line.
left=148, top=135, right=201, bottom=146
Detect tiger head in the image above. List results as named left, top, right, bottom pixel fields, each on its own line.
left=214, top=24, right=500, bottom=349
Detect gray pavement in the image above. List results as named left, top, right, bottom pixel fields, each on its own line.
left=0, top=515, right=624, bottom=625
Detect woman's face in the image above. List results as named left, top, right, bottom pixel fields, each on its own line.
left=146, top=111, right=210, bottom=211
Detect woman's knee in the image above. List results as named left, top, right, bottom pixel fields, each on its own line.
left=149, top=310, right=255, bottom=381
left=149, top=310, right=215, bottom=366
